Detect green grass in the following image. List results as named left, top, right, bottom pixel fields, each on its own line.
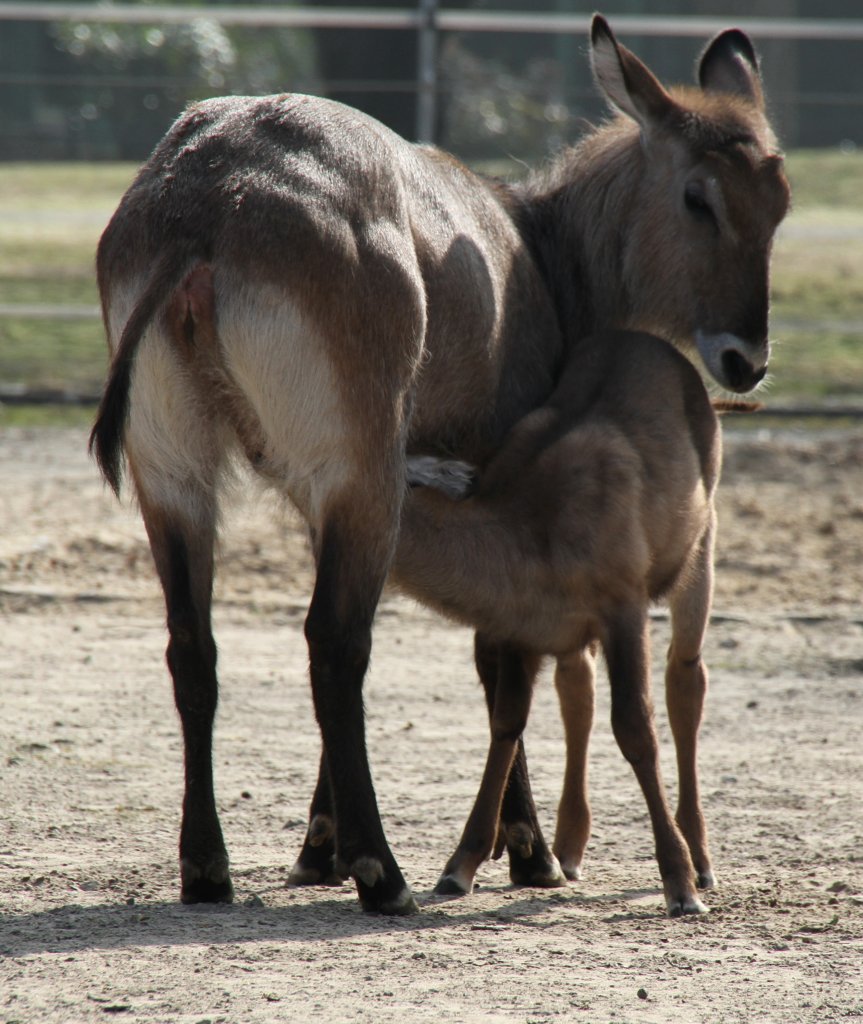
left=767, top=150, right=863, bottom=399
left=782, top=148, right=863, bottom=210
left=0, top=403, right=95, bottom=428
left=0, top=153, right=860, bottom=406
left=0, top=162, right=134, bottom=400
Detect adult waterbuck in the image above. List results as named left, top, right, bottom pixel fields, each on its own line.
left=397, top=329, right=731, bottom=916
left=90, top=15, right=789, bottom=914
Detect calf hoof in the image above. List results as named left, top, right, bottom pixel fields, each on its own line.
left=351, top=857, right=419, bottom=915
left=697, top=868, right=717, bottom=890
left=666, top=891, right=709, bottom=917
left=557, top=857, right=584, bottom=882
left=180, top=856, right=234, bottom=904
left=434, top=869, right=473, bottom=897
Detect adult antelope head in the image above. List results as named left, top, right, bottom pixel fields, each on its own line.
left=580, top=16, right=790, bottom=392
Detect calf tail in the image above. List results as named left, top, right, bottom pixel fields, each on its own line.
left=405, top=455, right=477, bottom=500
left=89, top=252, right=198, bottom=496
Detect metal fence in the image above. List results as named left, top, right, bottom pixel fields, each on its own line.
left=1, top=3, right=863, bottom=158
left=1, top=3, right=861, bottom=411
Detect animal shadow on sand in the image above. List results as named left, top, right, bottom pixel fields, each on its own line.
left=0, top=883, right=665, bottom=957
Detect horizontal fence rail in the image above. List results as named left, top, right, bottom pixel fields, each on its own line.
left=1, top=4, right=863, bottom=41
left=3, top=383, right=862, bottom=418
left=1, top=4, right=859, bottom=413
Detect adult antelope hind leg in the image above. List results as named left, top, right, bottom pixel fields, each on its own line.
left=665, top=517, right=717, bottom=890
left=118, top=270, right=234, bottom=904
left=604, top=607, right=706, bottom=916
left=138, top=490, right=230, bottom=903
left=288, top=752, right=344, bottom=888
left=303, top=480, right=419, bottom=915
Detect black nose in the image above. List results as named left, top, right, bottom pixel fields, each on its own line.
left=722, top=349, right=766, bottom=393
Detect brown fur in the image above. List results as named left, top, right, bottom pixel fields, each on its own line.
left=394, top=329, right=719, bottom=915
left=89, top=16, right=787, bottom=914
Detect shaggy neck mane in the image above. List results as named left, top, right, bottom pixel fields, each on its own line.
left=511, top=118, right=646, bottom=350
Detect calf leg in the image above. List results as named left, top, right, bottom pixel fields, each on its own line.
left=604, top=608, right=705, bottom=916
left=436, top=641, right=552, bottom=894
left=666, top=520, right=716, bottom=889
left=473, top=636, right=564, bottom=889
left=552, top=643, right=597, bottom=881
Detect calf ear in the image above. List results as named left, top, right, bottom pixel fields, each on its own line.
left=590, top=14, right=675, bottom=129
left=698, top=29, right=764, bottom=109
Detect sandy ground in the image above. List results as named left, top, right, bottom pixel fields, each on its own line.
left=1, top=425, right=862, bottom=1024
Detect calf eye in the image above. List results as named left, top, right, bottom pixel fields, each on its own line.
left=684, top=182, right=716, bottom=225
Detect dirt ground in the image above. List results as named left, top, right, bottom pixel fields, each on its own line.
left=1, top=424, right=862, bottom=1024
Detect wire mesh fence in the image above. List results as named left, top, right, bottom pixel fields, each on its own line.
left=2, top=3, right=863, bottom=158
left=1, top=4, right=861, bottom=411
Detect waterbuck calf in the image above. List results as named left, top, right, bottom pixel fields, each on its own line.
left=90, top=15, right=788, bottom=914
left=395, top=329, right=721, bottom=916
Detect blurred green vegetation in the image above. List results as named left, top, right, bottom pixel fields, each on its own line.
left=0, top=149, right=861, bottom=428
left=769, top=150, right=863, bottom=399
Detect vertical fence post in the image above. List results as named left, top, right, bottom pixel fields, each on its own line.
left=416, top=0, right=438, bottom=143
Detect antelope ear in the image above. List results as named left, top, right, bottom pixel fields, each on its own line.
left=698, top=29, right=764, bottom=109
left=590, top=14, right=675, bottom=128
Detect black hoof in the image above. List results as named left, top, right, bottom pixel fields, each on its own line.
left=180, top=857, right=234, bottom=904
left=560, top=862, right=583, bottom=882
left=357, top=881, right=419, bottom=915
left=697, top=869, right=717, bottom=890
left=287, top=861, right=345, bottom=887
left=351, top=857, right=418, bottom=915
left=665, top=880, right=709, bottom=916
left=289, top=817, right=344, bottom=887
left=510, top=862, right=567, bottom=889
left=668, top=894, right=709, bottom=916
left=507, top=837, right=566, bottom=889
left=434, top=873, right=471, bottom=897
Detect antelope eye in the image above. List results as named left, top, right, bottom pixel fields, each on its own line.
left=684, top=182, right=715, bottom=224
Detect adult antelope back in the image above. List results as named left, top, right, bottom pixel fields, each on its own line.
left=90, top=15, right=789, bottom=914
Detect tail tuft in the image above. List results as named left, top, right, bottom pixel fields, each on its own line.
left=89, top=251, right=200, bottom=495
left=406, top=455, right=477, bottom=500
left=89, top=353, right=133, bottom=496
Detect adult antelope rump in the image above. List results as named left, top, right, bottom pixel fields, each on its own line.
left=91, top=15, right=789, bottom=914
